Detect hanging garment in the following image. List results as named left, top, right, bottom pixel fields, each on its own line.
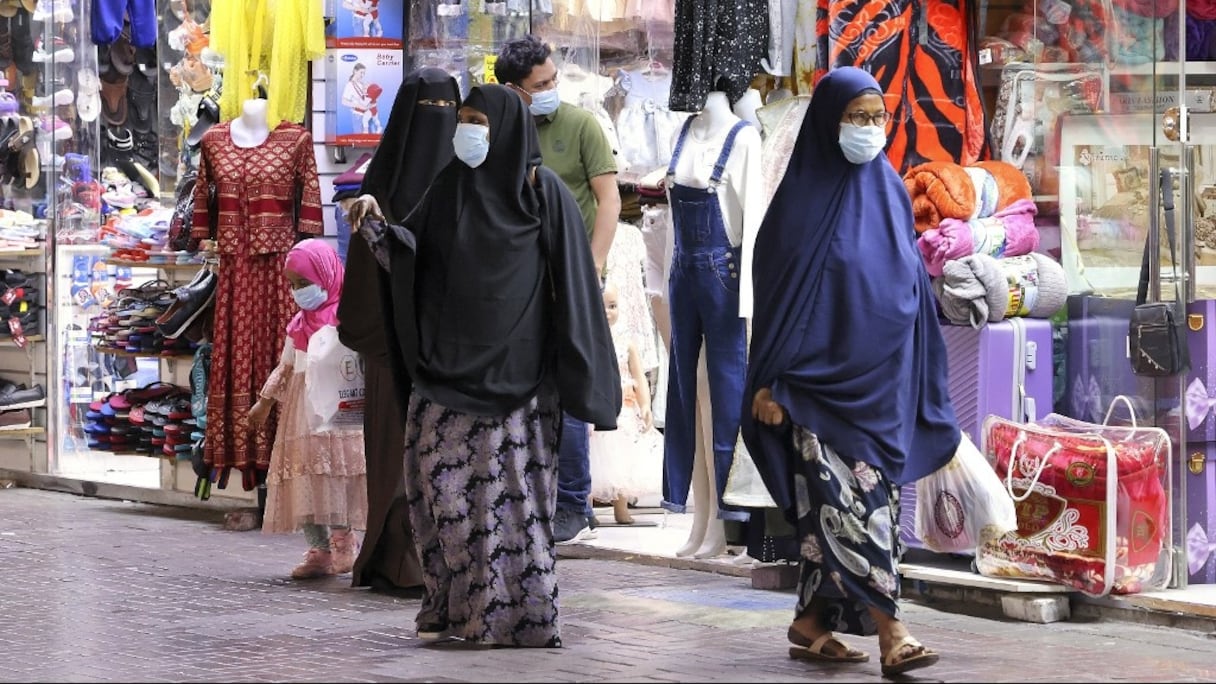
left=661, top=118, right=750, bottom=518
left=191, top=122, right=325, bottom=488
left=669, top=0, right=770, bottom=112
left=614, top=67, right=690, bottom=174
left=815, top=0, right=986, bottom=173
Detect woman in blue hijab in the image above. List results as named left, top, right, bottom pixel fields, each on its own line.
left=741, top=67, right=959, bottom=677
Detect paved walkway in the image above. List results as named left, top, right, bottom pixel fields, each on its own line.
left=1, top=487, right=1215, bottom=683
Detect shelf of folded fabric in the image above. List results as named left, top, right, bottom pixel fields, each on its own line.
left=0, top=427, right=45, bottom=438
left=103, top=258, right=203, bottom=271
left=91, top=346, right=195, bottom=360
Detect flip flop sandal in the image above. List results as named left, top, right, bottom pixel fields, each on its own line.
left=124, top=69, right=154, bottom=133
left=788, top=633, right=870, bottom=664
left=880, top=636, right=939, bottom=677
left=99, top=72, right=128, bottom=127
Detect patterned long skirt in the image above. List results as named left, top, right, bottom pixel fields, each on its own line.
left=204, top=253, right=296, bottom=485
left=791, top=425, right=903, bottom=636
left=403, top=389, right=562, bottom=648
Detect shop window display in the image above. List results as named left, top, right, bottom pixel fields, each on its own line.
left=48, top=0, right=215, bottom=489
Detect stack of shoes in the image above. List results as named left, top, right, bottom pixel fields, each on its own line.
left=0, top=267, right=41, bottom=339
left=101, top=207, right=200, bottom=265
left=89, top=279, right=198, bottom=357
left=0, top=209, right=45, bottom=249
left=86, top=383, right=189, bottom=455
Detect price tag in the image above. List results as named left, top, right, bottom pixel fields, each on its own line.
left=8, top=316, right=26, bottom=348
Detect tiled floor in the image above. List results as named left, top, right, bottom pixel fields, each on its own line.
left=2, top=487, right=1216, bottom=682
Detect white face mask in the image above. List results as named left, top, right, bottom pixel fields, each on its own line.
left=292, top=283, right=328, bottom=311
left=528, top=87, right=560, bottom=116
left=838, top=123, right=888, bottom=165
left=452, top=123, right=490, bottom=168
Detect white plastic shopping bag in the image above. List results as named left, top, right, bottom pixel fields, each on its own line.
left=303, top=325, right=366, bottom=432
left=914, top=431, right=1017, bottom=554
left=723, top=436, right=777, bottom=508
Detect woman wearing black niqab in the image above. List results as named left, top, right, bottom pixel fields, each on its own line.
left=376, top=84, right=620, bottom=648
left=337, top=67, right=460, bottom=596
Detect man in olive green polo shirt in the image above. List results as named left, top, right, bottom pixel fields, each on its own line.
left=495, top=35, right=621, bottom=274
left=496, top=35, right=622, bottom=546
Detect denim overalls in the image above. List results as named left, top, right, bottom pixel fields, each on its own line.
left=661, top=117, right=749, bottom=521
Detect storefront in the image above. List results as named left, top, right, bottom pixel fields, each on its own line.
left=2, top=0, right=1216, bottom=605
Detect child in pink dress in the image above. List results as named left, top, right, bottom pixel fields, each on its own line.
left=249, top=239, right=368, bottom=579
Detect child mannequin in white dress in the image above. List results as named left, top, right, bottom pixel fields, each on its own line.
left=589, top=283, right=663, bottom=524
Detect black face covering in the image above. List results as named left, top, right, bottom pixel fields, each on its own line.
left=359, top=67, right=461, bottom=223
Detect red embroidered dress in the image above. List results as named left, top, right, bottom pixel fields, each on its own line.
left=191, top=122, right=324, bottom=489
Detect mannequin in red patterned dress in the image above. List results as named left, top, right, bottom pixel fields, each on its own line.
left=191, top=98, right=325, bottom=490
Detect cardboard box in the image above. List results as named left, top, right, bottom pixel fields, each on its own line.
left=325, top=48, right=405, bottom=146
left=325, top=0, right=404, bottom=48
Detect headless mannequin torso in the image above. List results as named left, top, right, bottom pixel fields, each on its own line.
left=685, top=90, right=738, bottom=151
left=231, top=98, right=271, bottom=148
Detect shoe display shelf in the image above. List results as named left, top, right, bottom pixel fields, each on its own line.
left=0, top=245, right=49, bottom=474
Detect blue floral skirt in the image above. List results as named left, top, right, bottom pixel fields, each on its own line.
left=791, top=425, right=903, bottom=636
left=403, top=389, right=562, bottom=647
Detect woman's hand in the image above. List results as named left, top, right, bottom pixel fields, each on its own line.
left=247, top=397, right=273, bottom=431
left=346, top=194, right=384, bottom=231
left=752, top=387, right=787, bottom=427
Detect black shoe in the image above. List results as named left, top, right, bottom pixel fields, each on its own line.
left=0, top=383, right=44, bottom=409
left=553, top=508, right=593, bottom=545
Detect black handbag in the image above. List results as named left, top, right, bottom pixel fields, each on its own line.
left=1129, top=168, right=1190, bottom=377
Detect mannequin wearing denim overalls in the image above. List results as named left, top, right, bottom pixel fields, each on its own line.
left=662, top=91, right=763, bottom=558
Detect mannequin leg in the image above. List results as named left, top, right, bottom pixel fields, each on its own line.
left=674, top=346, right=711, bottom=557
left=693, top=427, right=727, bottom=558
left=692, top=348, right=726, bottom=559
left=674, top=433, right=709, bottom=557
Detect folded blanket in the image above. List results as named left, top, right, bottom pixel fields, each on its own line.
left=918, top=199, right=1039, bottom=277
left=972, top=160, right=1033, bottom=211
left=934, top=252, right=1068, bottom=328
left=904, top=161, right=977, bottom=234
left=965, top=166, right=999, bottom=219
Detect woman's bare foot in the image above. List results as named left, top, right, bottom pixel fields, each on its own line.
left=871, top=611, right=937, bottom=675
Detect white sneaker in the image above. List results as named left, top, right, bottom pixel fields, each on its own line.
left=32, top=88, right=73, bottom=109
left=32, top=45, right=74, bottom=64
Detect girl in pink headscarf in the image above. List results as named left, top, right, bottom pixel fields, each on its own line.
left=248, top=239, right=368, bottom=580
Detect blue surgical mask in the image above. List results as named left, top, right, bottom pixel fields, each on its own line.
left=838, top=123, right=888, bottom=165
left=452, top=123, right=490, bottom=168
left=528, top=87, right=560, bottom=117
left=292, top=283, right=328, bottom=311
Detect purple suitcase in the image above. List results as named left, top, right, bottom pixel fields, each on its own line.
left=1185, top=442, right=1216, bottom=584
left=900, top=318, right=1055, bottom=551
left=1061, top=295, right=1154, bottom=425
